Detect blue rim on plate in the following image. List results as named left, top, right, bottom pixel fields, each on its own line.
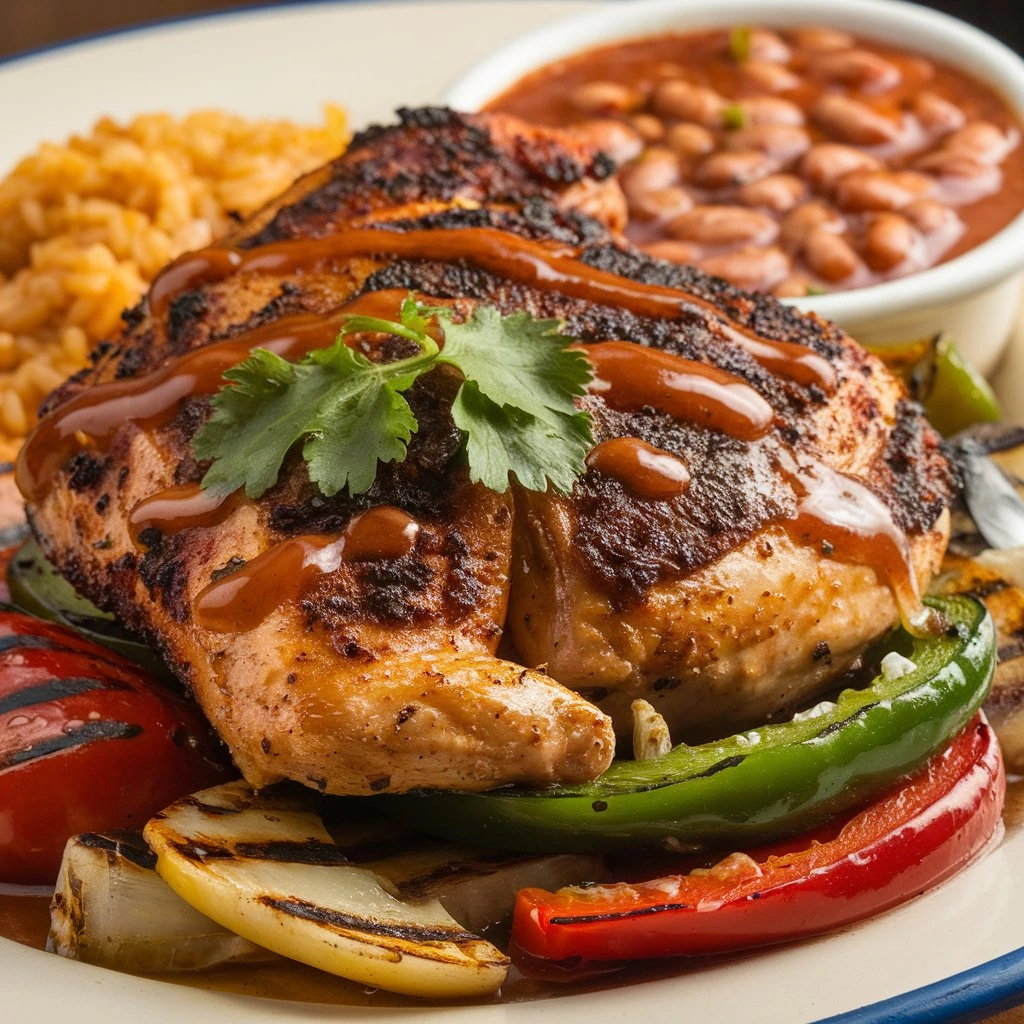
left=820, top=946, right=1024, bottom=1024
left=0, top=2, right=1023, bottom=1020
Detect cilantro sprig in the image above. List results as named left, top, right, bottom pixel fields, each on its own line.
left=192, top=299, right=595, bottom=499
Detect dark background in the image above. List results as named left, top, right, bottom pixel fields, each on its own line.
left=0, top=0, right=1020, bottom=60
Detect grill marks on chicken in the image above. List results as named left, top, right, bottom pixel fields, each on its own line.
left=21, top=107, right=955, bottom=791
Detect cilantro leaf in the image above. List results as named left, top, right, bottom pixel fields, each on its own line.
left=193, top=348, right=322, bottom=498
left=194, top=341, right=424, bottom=498
left=301, top=343, right=420, bottom=497
left=193, top=299, right=596, bottom=500
left=437, top=306, right=592, bottom=422
left=399, top=294, right=445, bottom=336
left=452, top=380, right=593, bottom=495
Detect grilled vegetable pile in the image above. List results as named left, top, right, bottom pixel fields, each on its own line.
left=513, top=714, right=1004, bottom=962
left=0, top=420, right=1018, bottom=997
left=0, top=609, right=228, bottom=884
left=5, top=582, right=1003, bottom=993
left=394, top=597, right=995, bottom=854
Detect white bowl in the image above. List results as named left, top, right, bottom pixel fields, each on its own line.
left=446, top=0, right=1024, bottom=374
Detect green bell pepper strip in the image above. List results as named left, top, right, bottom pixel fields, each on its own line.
left=393, top=596, right=995, bottom=854
left=6, top=538, right=175, bottom=683
left=915, top=336, right=1002, bottom=437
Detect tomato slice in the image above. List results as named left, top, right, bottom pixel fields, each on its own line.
left=0, top=609, right=232, bottom=884
left=513, top=714, right=1005, bottom=962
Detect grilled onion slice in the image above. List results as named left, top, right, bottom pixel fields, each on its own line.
left=143, top=781, right=510, bottom=999
left=48, top=830, right=272, bottom=971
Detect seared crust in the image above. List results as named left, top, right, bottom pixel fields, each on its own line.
left=27, top=108, right=956, bottom=788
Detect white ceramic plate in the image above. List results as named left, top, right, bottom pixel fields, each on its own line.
left=2, top=3, right=1023, bottom=1021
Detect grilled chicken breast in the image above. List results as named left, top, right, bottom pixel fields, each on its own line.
left=21, top=108, right=955, bottom=793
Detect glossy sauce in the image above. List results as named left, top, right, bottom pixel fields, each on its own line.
left=145, top=228, right=836, bottom=390
left=487, top=28, right=1024, bottom=296
left=583, top=340, right=775, bottom=440
left=23, top=223, right=921, bottom=630
left=16, top=342, right=250, bottom=504
left=781, top=454, right=931, bottom=634
left=16, top=290, right=412, bottom=503
left=17, top=228, right=833, bottom=504
left=20, top=221, right=923, bottom=635
left=193, top=507, right=420, bottom=632
left=0, top=888, right=50, bottom=951
left=586, top=438, right=690, bottom=499
left=0, top=889, right=787, bottom=1008
left=128, top=484, right=239, bottom=547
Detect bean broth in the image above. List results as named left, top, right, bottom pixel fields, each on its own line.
left=487, top=27, right=1024, bottom=296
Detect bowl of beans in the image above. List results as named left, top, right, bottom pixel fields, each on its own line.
left=447, top=0, right=1024, bottom=373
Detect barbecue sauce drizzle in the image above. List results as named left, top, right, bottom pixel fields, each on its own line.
left=585, top=438, right=691, bottom=500
left=15, top=223, right=931, bottom=633
left=15, top=289, right=414, bottom=503
left=781, top=456, right=934, bottom=634
left=193, top=507, right=420, bottom=632
left=146, top=228, right=836, bottom=390
left=583, top=342, right=775, bottom=442
left=128, top=484, right=239, bottom=546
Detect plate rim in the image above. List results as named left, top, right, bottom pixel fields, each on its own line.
left=821, top=945, right=1024, bottom=1023
left=0, top=1, right=1022, bottom=1019
left=0, top=0, right=409, bottom=70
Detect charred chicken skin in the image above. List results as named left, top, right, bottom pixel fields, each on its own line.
left=19, top=108, right=955, bottom=794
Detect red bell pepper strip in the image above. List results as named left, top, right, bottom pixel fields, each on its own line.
left=0, top=609, right=231, bottom=884
left=513, top=714, right=1005, bottom=963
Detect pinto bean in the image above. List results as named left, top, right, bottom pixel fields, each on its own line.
left=747, top=30, right=792, bottom=64
left=803, top=229, right=861, bottom=282
left=666, top=122, right=716, bottom=159
left=914, top=151, right=1002, bottom=204
left=801, top=143, right=883, bottom=191
left=738, top=96, right=805, bottom=126
left=834, top=169, right=935, bottom=211
left=670, top=205, right=779, bottom=246
left=630, top=114, right=667, bottom=143
left=912, top=92, right=966, bottom=136
left=691, top=150, right=779, bottom=188
left=569, top=80, right=643, bottom=116
left=808, top=49, right=901, bottom=94
left=724, top=124, right=810, bottom=164
left=742, top=60, right=802, bottom=93
left=641, top=239, right=702, bottom=263
left=788, top=27, right=855, bottom=51
left=903, top=198, right=962, bottom=236
left=915, top=149, right=992, bottom=178
left=780, top=200, right=846, bottom=248
left=654, top=79, right=727, bottom=127
left=699, top=245, right=791, bottom=291
left=862, top=213, right=920, bottom=271
left=629, top=185, right=695, bottom=222
left=903, top=56, right=936, bottom=85
left=567, top=119, right=645, bottom=165
left=654, top=61, right=687, bottom=79
left=773, top=272, right=816, bottom=297
left=813, top=94, right=902, bottom=146
left=739, top=174, right=807, bottom=212
left=619, top=148, right=680, bottom=200
left=942, top=121, right=1018, bottom=165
